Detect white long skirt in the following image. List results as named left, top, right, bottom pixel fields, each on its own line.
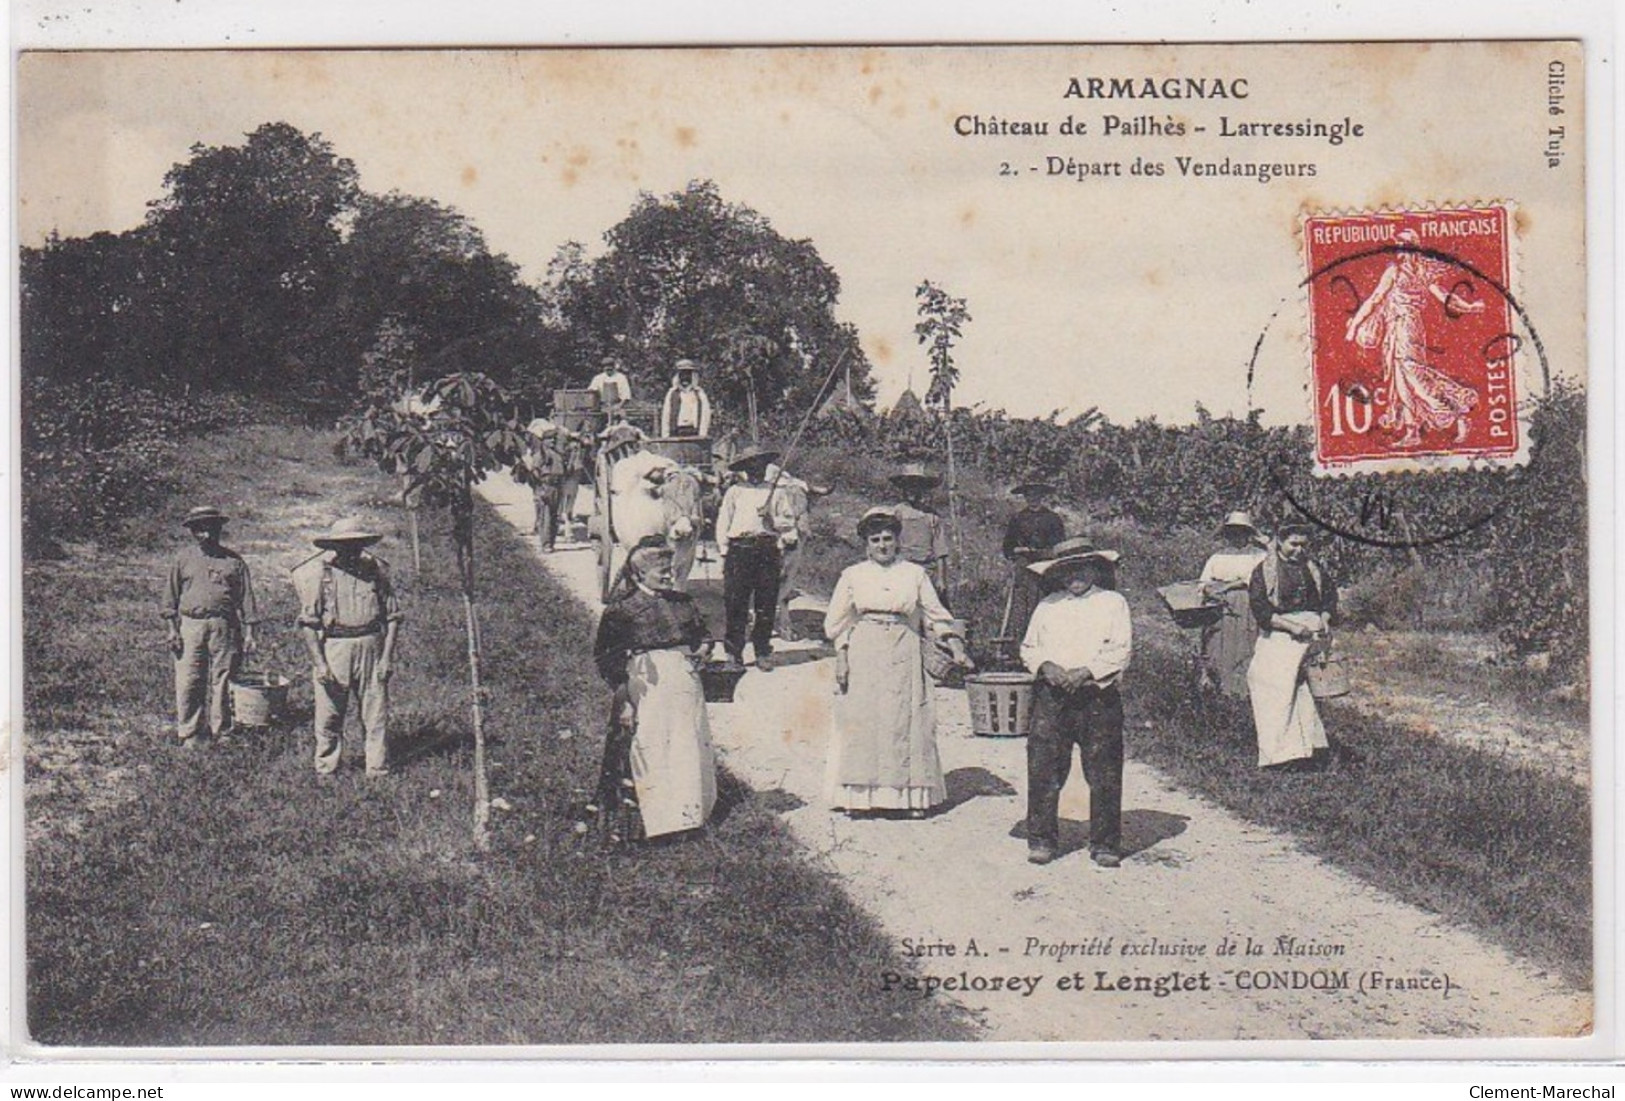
left=823, top=619, right=947, bottom=811
left=1246, top=631, right=1329, bottom=767
left=627, top=649, right=718, bottom=836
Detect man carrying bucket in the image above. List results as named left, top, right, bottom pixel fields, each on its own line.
left=1020, top=537, right=1132, bottom=869
left=162, top=506, right=259, bottom=749
left=293, top=518, right=404, bottom=777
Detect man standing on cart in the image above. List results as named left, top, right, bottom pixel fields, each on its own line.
left=659, top=359, right=712, bottom=439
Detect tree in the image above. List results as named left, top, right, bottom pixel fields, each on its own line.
left=142, top=122, right=362, bottom=394
left=915, top=280, right=972, bottom=598
left=344, top=372, right=531, bottom=851
left=543, top=181, right=874, bottom=426
left=340, top=192, right=551, bottom=406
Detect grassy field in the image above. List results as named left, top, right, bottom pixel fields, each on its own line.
left=24, top=424, right=976, bottom=1046
left=786, top=444, right=1592, bottom=988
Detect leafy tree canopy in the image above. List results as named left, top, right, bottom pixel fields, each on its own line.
left=543, top=180, right=874, bottom=424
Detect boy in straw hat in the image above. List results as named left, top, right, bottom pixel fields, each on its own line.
left=1020, top=537, right=1132, bottom=868
left=161, top=506, right=259, bottom=748
left=292, top=518, right=404, bottom=776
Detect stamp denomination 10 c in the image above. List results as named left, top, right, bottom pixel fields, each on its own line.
left=1302, top=205, right=1527, bottom=477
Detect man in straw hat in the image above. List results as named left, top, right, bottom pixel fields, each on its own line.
left=1021, top=537, right=1132, bottom=868
left=293, top=518, right=404, bottom=776
left=161, top=506, right=259, bottom=748
left=1001, top=477, right=1067, bottom=646
left=1245, top=517, right=1339, bottom=772
left=715, top=444, right=792, bottom=671
left=889, top=462, right=949, bottom=596
left=659, top=358, right=712, bottom=439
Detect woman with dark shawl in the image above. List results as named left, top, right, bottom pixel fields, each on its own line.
left=592, top=535, right=717, bottom=840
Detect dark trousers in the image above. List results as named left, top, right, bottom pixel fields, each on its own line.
left=723, top=538, right=782, bottom=661
left=1026, top=681, right=1124, bottom=855
left=531, top=478, right=563, bottom=548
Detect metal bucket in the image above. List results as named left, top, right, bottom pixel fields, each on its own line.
left=965, top=672, right=1035, bottom=737
left=1305, top=652, right=1351, bottom=699
left=230, top=671, right=290, bottom=727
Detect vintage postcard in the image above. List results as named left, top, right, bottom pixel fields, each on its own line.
left=8, top=37, right=1603, bottom=1063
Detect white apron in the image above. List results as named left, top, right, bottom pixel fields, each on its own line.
left=1246, top=628, right=1329, bottom=767
left=626, top=649, right=717, bottom=836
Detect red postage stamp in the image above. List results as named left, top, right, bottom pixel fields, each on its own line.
left=1302, top=205, right=1526, bottom=476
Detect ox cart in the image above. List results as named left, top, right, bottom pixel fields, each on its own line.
left=592, top=434, right=719, bottom=601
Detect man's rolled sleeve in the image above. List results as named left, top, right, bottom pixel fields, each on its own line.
left=161, top=560, right=183, bottom=621
left=376, top=561, right=405, bottom=623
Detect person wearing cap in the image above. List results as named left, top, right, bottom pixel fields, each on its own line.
left=592, top=534, right=718, bottom=842
left=1246, top=519, right=1338, bottom=771
left=293, top=518, right=404, bottom=776
left=1002, top=479, right=1067, bottom=643
left=523, top=414, right=572, bottom=552
left=890, top=464, right=949, bottom=597
left=659, top=359, right=712, bottom=439
left=1021, top=537, right=1133, bottom=868
left=823, top=507, right=969, bottom=818
left=161, top=506, right=259, bottom=748
left=588, top=355, right=634, bottom=412
left=1198, top=511, right=1271, bottom=700
left=715, top=445, right=794, bottom=670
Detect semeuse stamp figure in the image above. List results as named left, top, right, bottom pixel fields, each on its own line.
left=1303, top=205, right=1521, bottom=474
left=293, top=517, right=404, bottom=776
left=161, top=505, right=259, bottom=748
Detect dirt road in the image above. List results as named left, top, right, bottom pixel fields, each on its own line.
left=480, top=473, right=1590, bottom=1047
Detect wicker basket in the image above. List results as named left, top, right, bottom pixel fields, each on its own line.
left=699, top=661, right=748, bottom=703
left=965, top=672, right=1035, bottom=737
left=229, top=671, right=289, bottom=728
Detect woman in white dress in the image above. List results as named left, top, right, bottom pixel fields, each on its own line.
left=1198, top=510, right=1270, bottom=699
left=824, top=508, right=970, bottom=817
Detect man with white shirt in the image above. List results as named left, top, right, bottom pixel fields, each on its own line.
left=1020, top=537, right=1132, bottom=869
left=588, top=355, right=634, bottom=412
left=659, top=359, right=713, bottom=438
left=715, top=446, right=790, bottom=670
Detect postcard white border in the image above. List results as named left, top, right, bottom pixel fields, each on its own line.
left=2, top=0, right=1618, bottom=1086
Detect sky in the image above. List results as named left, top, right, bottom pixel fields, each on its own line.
left=15, top=42, right=1588, bottom=424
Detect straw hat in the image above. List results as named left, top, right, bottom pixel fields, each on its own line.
left=855, top=507, right=903, bottom=539
left=600, top=423, right=644, bottom=452
left=314, top=517, right=383, bottom=549
left=182, top=506, right=228, bottom=530
left=1027, top=535, right=1120, bottom=578
left=728, top=445, right=782, bottom=473
left=1217, top=510, right=1264, bottom=540
left=888, top=462, right=942, bottom=489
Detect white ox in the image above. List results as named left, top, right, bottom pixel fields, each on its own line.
left=598, top=447, right=707, bottom=592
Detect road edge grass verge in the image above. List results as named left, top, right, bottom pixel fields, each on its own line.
left=24, top=422, right=978, bottom=1046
